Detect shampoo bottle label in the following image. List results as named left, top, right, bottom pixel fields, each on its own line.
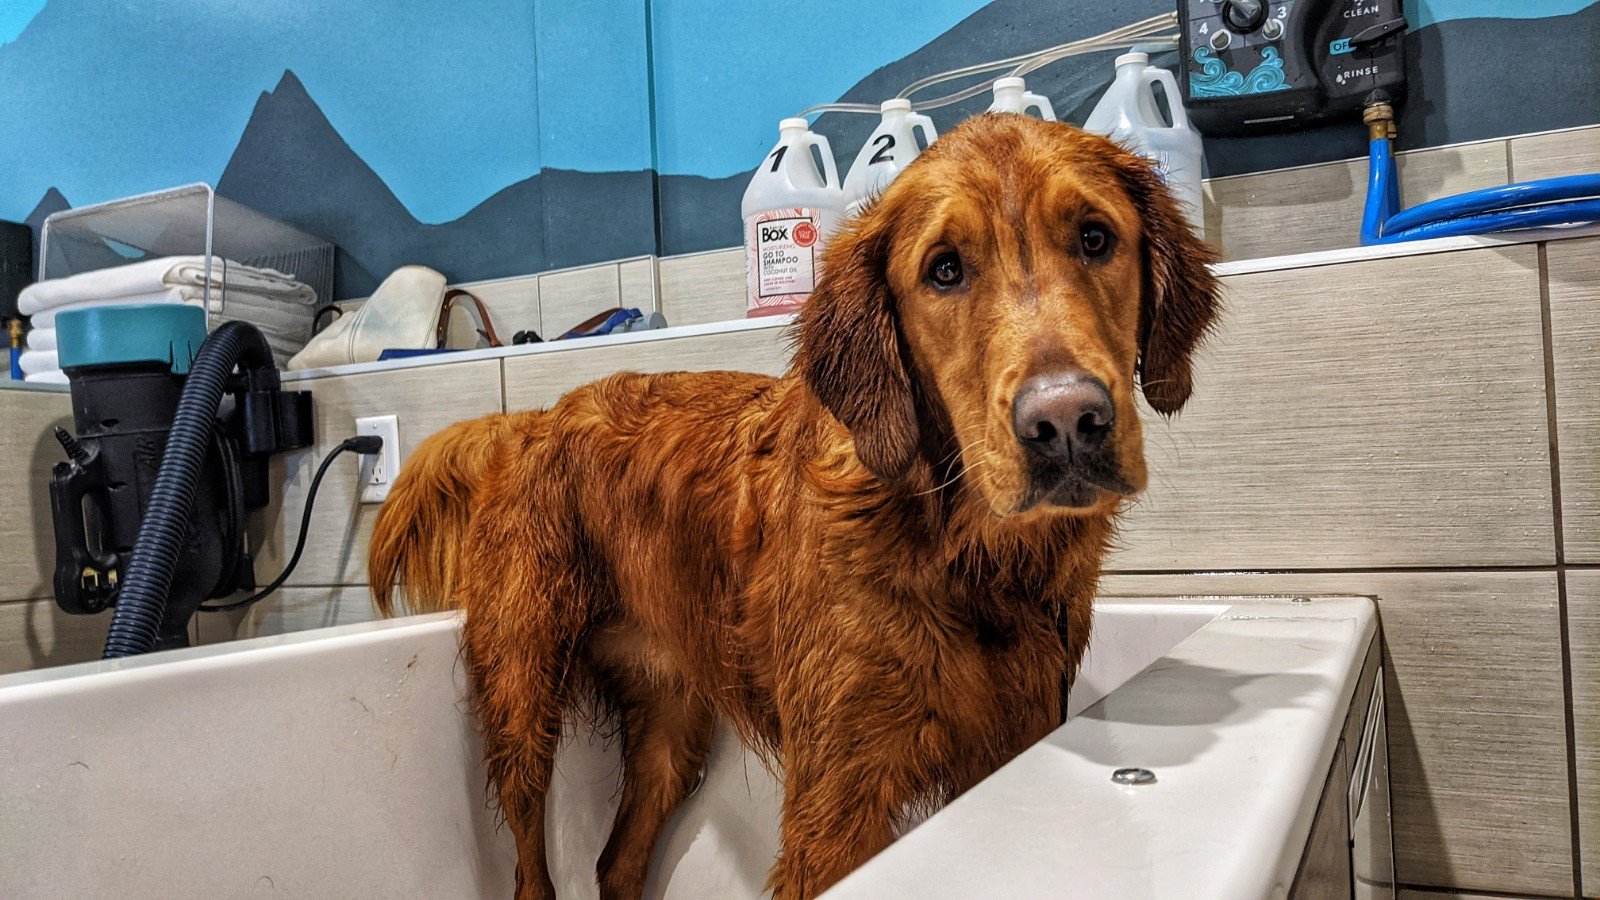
left=745, top=208, right=824, bottom=317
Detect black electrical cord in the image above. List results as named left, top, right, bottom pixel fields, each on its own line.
left=197, top=434, right=384, bottom=614
left=212, top=425, right=247, bottom=597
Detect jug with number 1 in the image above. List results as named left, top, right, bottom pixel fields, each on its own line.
left=742, top=118, right=847, bottom=318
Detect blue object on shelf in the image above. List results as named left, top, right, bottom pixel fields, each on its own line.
left=561, top=308, right=643, bottom=340
left=376, top=348, right=463, bottom=361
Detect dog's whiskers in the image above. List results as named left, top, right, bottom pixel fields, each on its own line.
left=911, top=440, right=990, bottom=497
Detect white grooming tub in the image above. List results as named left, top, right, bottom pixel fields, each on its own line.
left=0, top=595, right=1385, bottom=898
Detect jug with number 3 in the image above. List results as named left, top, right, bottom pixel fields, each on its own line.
left=988, top=76, right=1056, bottom=119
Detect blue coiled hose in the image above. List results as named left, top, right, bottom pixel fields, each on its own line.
left=101, top=321, right=276, bottom=659
left=1361, top=104, right=1600, bottom=245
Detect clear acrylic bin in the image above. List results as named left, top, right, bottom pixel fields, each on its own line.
left=38, top=184, right=334, bottom=364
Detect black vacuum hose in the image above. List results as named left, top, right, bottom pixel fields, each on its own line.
left=101, top=321, right=276, bottom=659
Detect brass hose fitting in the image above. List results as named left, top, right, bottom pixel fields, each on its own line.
left=1363, top=98, right=1396, bottom=141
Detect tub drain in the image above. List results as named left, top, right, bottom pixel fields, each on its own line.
left=1111, top=767, right=1156, bottom=786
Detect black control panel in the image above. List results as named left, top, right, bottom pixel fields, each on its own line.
left=1179, top=0, right=1407, bottom=134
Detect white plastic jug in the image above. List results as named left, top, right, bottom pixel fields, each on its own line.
left=1083, top=52, right=1205, bottom=232
left=842, top=99, right=938, bottom=217
left=988, top=76, right=1056, bottom=120
left=742, top=117, right=848, bottom=318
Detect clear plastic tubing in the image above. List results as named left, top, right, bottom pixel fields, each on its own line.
left=899, top=13, right=1175, bottom=99
left=798, top=13, right=1178, bottom=119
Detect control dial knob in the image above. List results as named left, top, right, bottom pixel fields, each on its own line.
left=1223, top=0, right=1268, bottom=33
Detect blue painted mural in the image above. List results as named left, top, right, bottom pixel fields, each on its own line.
left=1, top=0, right=1595, bottom=297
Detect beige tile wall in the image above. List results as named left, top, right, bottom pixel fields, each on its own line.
left=0, top=388, right=71, bottom=603
left=659, top=248, right=746, bottom=326
left=248, top=360, right=504, bottom=588
left=193, top=586, right=380, bottom=645
left=0, top=388, right=100, bottom=675
left=443, top=272, right=540, bottom=348
left=1395, top=883, right=1542, bottom=890
left=1105, top=572, right=1572, bottom=896
left=346, top=124, right=1600, bottom=340
left=0, top=594, right=111, bottom=675
left=534, top=263, right=625, bottom=339
left=1511, top=125, right=1600, bottom=184
left=618, top=256, right=659, bottom=313
left=503, top=323, right=790, bottom=412
left=1548, top=236, right=1600, bottom=564
left=3, top=125, right=1600, bottom=895
left=1202, top=139, right=1510, bottom=262
left=1200, top=124, right=1597, bottom=264
left=1112, top=246, right=1553, bottom=571
left=1571, top=569, right=1600, bottom=898
left=349, top=259, right=651, bottom=350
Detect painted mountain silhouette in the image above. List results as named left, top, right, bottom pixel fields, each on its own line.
left=218, top=71, right=655, bottom=299
left=17, top=1, right=1596, bottom=291
left=21, top=186, right=146, bottom=278
left=23, top=187, right=68, bottom=264
left=656, top=0, right=1600, bottom=254
left=25, top=187, right=69, bottom=233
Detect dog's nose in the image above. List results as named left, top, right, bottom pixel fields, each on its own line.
left=1012, top=371, right=1114, bottom=462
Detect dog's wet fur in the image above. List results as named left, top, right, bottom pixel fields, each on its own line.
left=371, top=114, right=1221, bottom=899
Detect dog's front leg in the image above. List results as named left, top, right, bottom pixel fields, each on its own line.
left=767, top=713, right=916, bottom=899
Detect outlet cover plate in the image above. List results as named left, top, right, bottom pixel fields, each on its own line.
left=356, top=415, right=400, bottom=503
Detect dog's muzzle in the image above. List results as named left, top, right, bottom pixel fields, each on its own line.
left=1011, top=369, right=1132, bottom=508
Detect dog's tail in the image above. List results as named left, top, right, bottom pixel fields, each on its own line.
left=369, top=413, right=518, bottom=616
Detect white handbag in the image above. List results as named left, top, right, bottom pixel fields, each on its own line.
left=288, top=266, right=446, bottom=370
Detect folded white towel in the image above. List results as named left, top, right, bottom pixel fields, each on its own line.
left=166, top=258, right=314, bottom=303
left=19, top=349, right=58, bottom=376
left=26, top=327, right=56, bottom=351
left=23, top=370, right=68, bottom=385
left=27, top=288, right=311, bottom=333
left=19, top=256, right=315, bottom=314
left=26, top=296, right=147, bottom=328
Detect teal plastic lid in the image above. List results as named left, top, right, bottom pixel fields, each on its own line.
left=57, top=304, right=207, bottom=375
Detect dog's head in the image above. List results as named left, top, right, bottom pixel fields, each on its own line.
left=797, top=115, right=1221, bottom=518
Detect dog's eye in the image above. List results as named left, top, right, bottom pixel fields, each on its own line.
left=927, top=252, right=965, bottom=289
left=1079, top=223, right=1113, bottom=259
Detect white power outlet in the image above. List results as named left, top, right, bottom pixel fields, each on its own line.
left=355, top=415, right=401, bottom=503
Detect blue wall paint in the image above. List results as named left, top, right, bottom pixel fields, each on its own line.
left=534, top=0, right=653, bottom=174
left=1, top=0, right=1595, bottom=294
left=1406, top=0, right=1597, bottom=28
left=0, top=0, right=541, bottom=224
left=0, top=0, right=46, bottom=46
left=647, top=0, right=990, bottom=178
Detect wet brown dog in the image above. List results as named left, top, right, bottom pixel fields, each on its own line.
left=370, top=114, right=1220, bottom=899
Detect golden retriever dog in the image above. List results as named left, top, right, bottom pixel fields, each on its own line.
left=370, top=113, right=1220, bottom=899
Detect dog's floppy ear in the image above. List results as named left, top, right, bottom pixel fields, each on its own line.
left=1117, top=154, right=1222, bottom=415
left=794, top=213, right=919, bottom=480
